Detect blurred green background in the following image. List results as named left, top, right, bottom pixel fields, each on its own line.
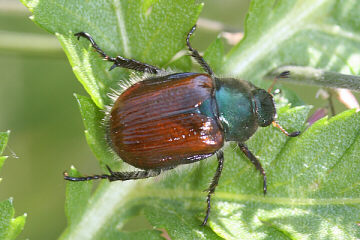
left=0, top=0, right=354, bottom=239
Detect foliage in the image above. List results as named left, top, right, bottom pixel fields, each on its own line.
left=0, top=131, right=26, bottom=240
left=21, top=0, right=360, bottom=239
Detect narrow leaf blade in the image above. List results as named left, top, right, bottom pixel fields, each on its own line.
left=0, top=132, right=26, bottom=240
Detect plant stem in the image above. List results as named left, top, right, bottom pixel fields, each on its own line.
left=0, top=31, right=62, bottom=55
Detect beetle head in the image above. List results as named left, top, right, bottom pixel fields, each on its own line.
left=252, top=89, right=276, bottom=127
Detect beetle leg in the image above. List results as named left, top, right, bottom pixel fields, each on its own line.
left=201, top=150, right=224, bottom=226
left=238, top=143, right=267, bottom=195
left=63, top=166, right=161, bottom=182
left=74, top=32, right=162, bottom=74
left=105, top=165, right=161, bottom=181
left=186, top=25, right=214, bottom=77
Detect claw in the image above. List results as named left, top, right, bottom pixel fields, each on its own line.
left=74, top=32, right=84, bottom=40
left=106, top=165, right=114, bottom=174
left=109, top=63, right=118, bottom=71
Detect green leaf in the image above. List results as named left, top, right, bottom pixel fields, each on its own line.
left=74, top=94, right=120, bottom=171
left=209, top=109, right=360, bottom=239
left=21, top=0, right=360, bottom=239
left=0, top=131, right=26, bottom=240
left=221, top=0, right=360, bottom=85
left=61, top=101, right=360, bottom=239
left=21, top=0, right=203, bottom=109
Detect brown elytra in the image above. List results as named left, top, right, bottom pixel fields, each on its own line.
left=109, top=72, right=224, bottom=169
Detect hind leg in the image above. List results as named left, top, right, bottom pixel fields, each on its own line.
left=64, top=165, right=161, bottom=181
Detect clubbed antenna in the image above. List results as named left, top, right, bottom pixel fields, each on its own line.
left=272, top=121, right=300, bottom=137
left=268, top=70, right=290, bottom=93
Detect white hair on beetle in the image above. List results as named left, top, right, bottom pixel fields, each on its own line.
left=105, top=68, right=174, bottom=107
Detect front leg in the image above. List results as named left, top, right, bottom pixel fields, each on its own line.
left=238, top=143, right=267, bottom=195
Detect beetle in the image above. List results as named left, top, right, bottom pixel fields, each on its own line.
left=64, top=25, right=300, bottom=226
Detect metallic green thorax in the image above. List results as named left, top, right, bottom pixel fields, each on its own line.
left=213, top=78, right=276, bottom=142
